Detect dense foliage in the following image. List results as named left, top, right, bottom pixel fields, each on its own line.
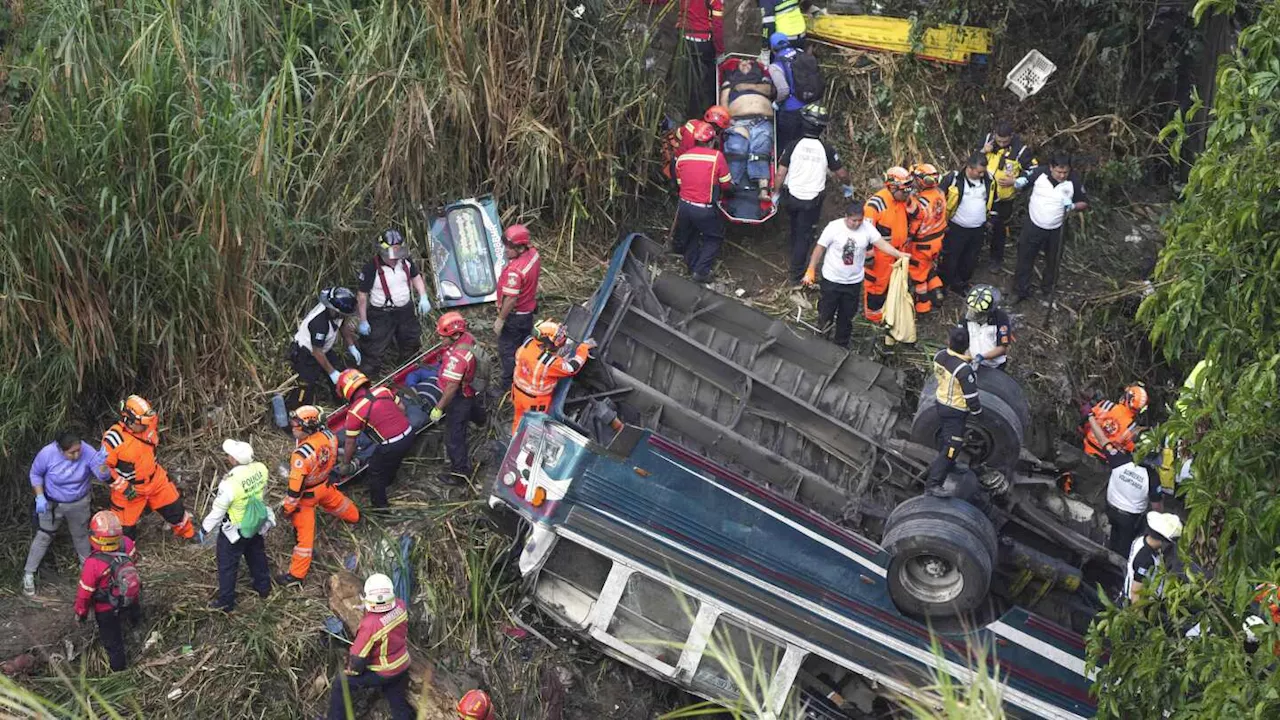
left=1089, top=0, right=1280, bottom=716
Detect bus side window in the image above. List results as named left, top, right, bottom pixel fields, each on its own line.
left=606, top=573, right=701, bottom=667
left=692, top=615, right=785, bottom=705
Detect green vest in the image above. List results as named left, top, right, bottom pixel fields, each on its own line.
left=225, top=462, right=269, bottom=525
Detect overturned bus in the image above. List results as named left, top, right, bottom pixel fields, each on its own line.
left=488, top=234, right=1107, bottom=718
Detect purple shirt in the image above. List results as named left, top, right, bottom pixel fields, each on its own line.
left=29, top=441, right=107, bottom=502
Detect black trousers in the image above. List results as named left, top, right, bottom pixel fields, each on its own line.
left=926, top=406, right=968, bottom=486
left=327, top=668, right=413, bottom=720
left=988, top=200, right=1014, bottom=263
left=817, top=278, right=862, bottom=348
left=361, top=304, right=420, bottom=378
left=939, top=222, right=986, bottom=290
left=498, top=312, right=535, bottom=393
left=445, top=394, right=488, bottom=477
left=776, top=109, right=803, bottom=158
left=95, top=604, right=142, bottom=672
left=366, top=433, right=414, bottom=508
left=785, top=190, right=824, bottom=282
left=676, top=203, right=725, bottom=278
left=1013, top=223, right=1063, bottom=297
left=289, top=345, right=341, bottom=408
left=684, top=38, right=717, bottom=119
left=1107, top=506, right=1145, bottom=557
left=215, top=531, right=271, bottom=609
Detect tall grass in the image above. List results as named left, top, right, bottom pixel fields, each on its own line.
left=0, top=0, right=665, bottom=512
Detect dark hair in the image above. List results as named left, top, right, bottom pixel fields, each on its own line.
left=948, top=324, right=970, bottom=352
left=55, top=430, right=80, bottom=451
left=966, top=152, right=986, bottom=168
left=1049, top=153, right=1072, bottom=169
left=993, top=121, right=1014, bottom=137
left=845, top=202, right=864, bottom=217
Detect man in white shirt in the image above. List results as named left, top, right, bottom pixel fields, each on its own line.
left=1101, top=444, right=1163, bottom=556
left=801, top=204, right=907, bottom=347
left=937, top=153, right=993, bottom=293
left=356, top=229, right=434, bottom=377
left=1011, top=155, right=1089, bottom=304
left=773, top=104, right=853, bottom=284
left=289, top=287, right=359, bottom=407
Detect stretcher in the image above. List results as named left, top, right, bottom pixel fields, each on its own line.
left=807, top=15, right=992, bottom=65
left=715, top=53, right=778, bottom=224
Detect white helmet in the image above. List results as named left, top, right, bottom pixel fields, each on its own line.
left=1146, top=512, right=1183, bottom=543
left=363, top=573, right=396, bottom=612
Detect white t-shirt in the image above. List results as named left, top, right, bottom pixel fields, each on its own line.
left=952, top=175, right=989, bottom=228
left=816, top=219, right=876, bottom=284
left=781, top=138, right=840, bottom=201
left=1106, top=459, right=1153, bottom=514
left=1026, top=169, right=1086, bottom=230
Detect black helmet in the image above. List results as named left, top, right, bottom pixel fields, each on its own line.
left=320, top=287, right=356, bottom=315
left=800, top=103, right=831, bottom=129
left=377, top=229, right=407, bottom=262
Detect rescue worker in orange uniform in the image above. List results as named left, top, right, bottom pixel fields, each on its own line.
left=421, top=312, right=487, bottom=486
left=862, top=167, right=918, bottom=323
left=277, top=406, right=359, bottom=586
left=907, top=163, right=947, bottom=313
left=1084, top=384, right=1148, bottom=459
left=457, top=689, right=496, bottom=719
left=100, top=396, right=198, bottom=543
left=511, top=321, right=597, bottom=434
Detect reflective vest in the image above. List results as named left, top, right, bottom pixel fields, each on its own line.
left=513, top=339, right=591, bottom=398
left=224, top=462, right=269, bottom=526
left=102, top=422, right=165, bottom=487
left=1084, top=400, right=1137, bottom=458
left=761, top=0, right=806, bottom=39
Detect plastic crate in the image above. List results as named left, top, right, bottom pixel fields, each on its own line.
left=1005, top=50, right=1057, bottom=100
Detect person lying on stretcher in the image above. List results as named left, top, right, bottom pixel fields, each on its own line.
left=718, top=59, right=777, bottom=216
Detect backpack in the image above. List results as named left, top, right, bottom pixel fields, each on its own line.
left=93, top=552, right=141, bottom=609
left=785, top=50, right=824, bottom=104
left=239, top=494, right=269, bottom=538
left=470, top=344, right=491, bottom=395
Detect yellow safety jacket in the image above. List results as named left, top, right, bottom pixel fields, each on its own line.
left=225, top=462, right=269, bottom=526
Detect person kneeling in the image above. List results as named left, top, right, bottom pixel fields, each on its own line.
left=327, top=573, right=413, bottom=720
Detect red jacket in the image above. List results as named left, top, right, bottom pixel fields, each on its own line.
left=680, top=0, right=722, bottom=44
left=675, top=147, right=732, bottom=205
left=349, top=599, right=411, bottom=678
left=75, top=538, right=137, bottom=615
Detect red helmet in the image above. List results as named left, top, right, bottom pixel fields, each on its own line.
left=503, top=224, right=531, bottom=247
left=90, top=511, right=123, bottom=552
left=689, top=119, right=716, bottom=143
left=703, top=105, right=731, bottom=130
left=457, top=690, right=494, bottom=720
left=1123, top=384, right=1149, bottom=413
left=436, top=311, right=467, bottom=338
left=336, top=369, right=370, bottom=401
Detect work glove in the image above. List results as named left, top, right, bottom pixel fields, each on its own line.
left=971, top=353, right=985, bottom=370
left=802, top=267, right=817, bottom=287
left=416, top=296, right=432, bottom=316
left=34, top=495, right=48, bottom=515
left=328, top=369, right=341, bottom=385
left=282, top=498, right=298, bottom=516
left=357, top=320, right=371, bottom=336
left=770, top=192, right=781, bottom=208
left=429, top=407, right=445, bottom=424
left=347, top=345, right=362, bottom=366
left=336, top=462, right=356, bottom=477
left=198, top=528, right=213, bottom=547
left=124, top=484, right=138, bottom=501
left=76, top=613, right=86, bottom=625
left=841, top=184, right=855, bottom=199
left=1014, top=177, right=1028, bottom=190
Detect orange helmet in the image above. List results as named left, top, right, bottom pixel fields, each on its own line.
left=884, top=166, right=912, bottom=190
left=336, top=369, right=370, bottom=401
left=290, top=405, right=323, bottom=431
left=534, top=319, right=566, bottom=347
left=1122, top=384, right=1149, bottom=413
left=703, top=105, right=731, bottom=130
left=120, top=395, right=155, bottom=426
left=457, top=690, right=494, bottom=720
left=503, top=224, right=531, bottom=247
left=910, top=162, right=940, bottom=188
left=437, top=311, right=467, bottom=338
left=689, top=119, right=716, bottom=143
left=90, top=511, right=123, bottom=552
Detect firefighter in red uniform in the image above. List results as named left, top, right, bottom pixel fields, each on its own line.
left=422, top=312, right=487, bottom=486
left=493, top=224, right=542, bottom=399
left=679, top=0, right=723, bottom=118
left=337, top=369, right=413, bottom=508
left=663, top=106, right=732, bottom=183
left=674, top=120, right=734, bottom=283
left=512, top=320, right=597, bottom=434
left=327, top=573, right=413, bottom=720
left=862, top=167, right=917, bottom=323
left=75, top=511, right=141, bottom=672
left=100, top=395, right=198, bottom=543
left=908, top=162, right=947, bottom=313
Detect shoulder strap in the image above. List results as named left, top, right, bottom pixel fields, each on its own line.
left=375, top=259, right=395, bottom=308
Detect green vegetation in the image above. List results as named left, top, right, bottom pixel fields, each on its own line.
left=1088, top=0, right=1280, bottom=716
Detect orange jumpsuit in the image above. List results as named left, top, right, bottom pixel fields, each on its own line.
left=511, top=339, right=592, bottom=433
left=862, top=188, right=915, bottom=323
left=101, top=422, right=194, bottom=539
left=1083, top=400, right=1138, bottom=459
left=283, top=427, right=359, bottom=579
left=909, top=187, right=947, bottom=313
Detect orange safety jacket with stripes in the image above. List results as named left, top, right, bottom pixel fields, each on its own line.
left=349, top=599, right=411, bottom=678
left=513, top=339, right=592, bottom=398
left=287, top=428, right=338, bottom=499
left=910, top=187, right=948, bottom=243
left=102, top=422, right=167, bottom=493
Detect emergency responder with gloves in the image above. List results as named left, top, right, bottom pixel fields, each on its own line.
left=23, top=431, right=108, bottom=596
left=277, top=406, right=359, bottom=586
left=100, top=396, right=200, bottom=543
left=74, top=511, right=142, bottom=672
left=326, top=573, right=413, bottom=720
left=288, top=287, right=359, bottom=407
left=925, top=325, right=982, bottom=497
left=673, top=120, right=733, bottom=283
left=202, top=440, right=274, bottom=612
left=1125, top=511, right=1182, bottom=604
left=1084, top=384, right=1147, bottom=459
left=356, top=229, right=434, bottom=378
left=1010, top=155, right=1089, bottom=304
left=419, top=312, right=487, bottom=487
left=337, top=369, right=414, bottom=508
left=771, top=103, right=853, bottom=285
left=963, top=285, right=1013, bottom=370
left=512, top=321, right=596, bottom=434
left=494, top=224, right=542, bottom=400
left=862, top=167, right=917, bottom=323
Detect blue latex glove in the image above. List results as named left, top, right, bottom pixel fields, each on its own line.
left=347, top=345, right=362, bottom=366
left=429, top=407, right=444, bottom=423
left=971, top=353, right=985, bottom=370
left=34, top=494, right=48, bottom=515
left=357, top=320, right=371, bottom=336
left=328, top=369, right=340, bottom=384
left=841, top=184, right=855, bottom=199
left=416, top=296, right=432, bottom=316
left=1014, top=177, right=1028, bottom=190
